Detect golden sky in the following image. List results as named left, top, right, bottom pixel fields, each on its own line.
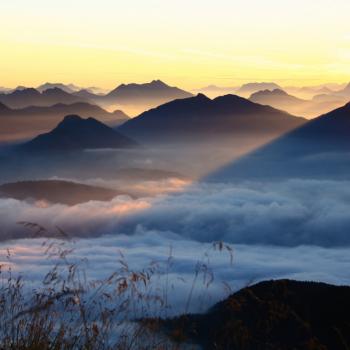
left=1, top=0, right=350, bottom=89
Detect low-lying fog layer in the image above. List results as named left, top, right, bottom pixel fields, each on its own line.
left=1, top=233, right=349, bottom=315
left=1, top=177, right=350, bottom=315
left=1, top=178, right=350, bottom=246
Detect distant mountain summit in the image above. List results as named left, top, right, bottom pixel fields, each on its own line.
left=118, top=93, right=306, bottom=144
left=250, top=88, right=304, bottom=102
left=0, top=80, right=193, bottom=115
left=20, top=115, right=137, bottom=153
left=36, top=82, right=81, bottom=93
left=249, top=89, right=308, bottom=114
left=251, top=88, right=349, bottom=118
left=193, top=85, right=239, bottom=98
left=102, top=79, right=193, bottom=105
left=237, top=82, right=282, bottom=96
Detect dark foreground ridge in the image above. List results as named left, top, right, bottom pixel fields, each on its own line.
left=153, top=279, right=350, bottom=350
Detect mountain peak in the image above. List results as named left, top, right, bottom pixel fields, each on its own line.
left=105, top=80, right=193, bottom=101
left=238, top=82, right=282, bottom=94
left=150, top=79, right=168, bottom=87
left=42, top=87, right=69, bottom=95
left=272, top=89, right=288, bottom=95
left=195, top=93, right=211, bottom=100
left=21, top=114, right=137, bottom=153
left=118, top=93, right=305, bottom=144
left=12, top=88, right=39, bottom=96
left=61, top=114, right=83, bottom=123
left=37, top=82, right=80, bottom=93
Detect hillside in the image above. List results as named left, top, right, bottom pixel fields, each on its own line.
left=157, top=279, right=350, bottom=350
left=0, top=102, right=129, bottom=143
left=20, top=115, right=137, bottom=153
left=207, top=102, right=350, bottom=181
left=118, top=93, right=306, bottom=144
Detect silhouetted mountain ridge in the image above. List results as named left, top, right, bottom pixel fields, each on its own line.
left=20, top=115, right=137, bottom=153
left=0, top=102, right=129, bottom=143
left=118, top=93, right=306, bottom=143
left=37, top=83, right=80, bottom=93
left=0, top=101, right=128, bottom=123
left=0, top=87, right=88, bottom=108
left=101, top=80, right=193, bottom=105
left=157, top=279, right=350, bottom=350
left=237, top=82, right=282, bottom=96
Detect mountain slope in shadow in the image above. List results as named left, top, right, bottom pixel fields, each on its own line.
left=117, top=94, right=306, bottom=145
left=207, top=102, right=350, bottom=181
left=156, top=279, right=350, bottom=350
left=19, top=115, right=137, bottom=153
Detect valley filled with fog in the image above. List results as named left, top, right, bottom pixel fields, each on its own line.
left=1, top=80, right=350, bottom=320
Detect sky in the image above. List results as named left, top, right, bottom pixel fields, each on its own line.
left=1, top=0, right=350, bottom=89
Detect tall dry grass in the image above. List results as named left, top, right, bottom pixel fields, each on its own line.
left=0, top=223, right=234, bottom=350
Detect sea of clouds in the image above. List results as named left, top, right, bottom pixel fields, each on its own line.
left=1, top=232, right=350, bottom=315
left=1, top=178, right=350, bottom=314
left=1, top=178, right=350, bottom=246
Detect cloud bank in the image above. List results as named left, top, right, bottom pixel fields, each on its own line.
left=1, top=179, right=350, bottom=247
left=1, top=232, right=350, bottom=315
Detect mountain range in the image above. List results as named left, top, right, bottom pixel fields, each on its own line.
left=36, top=83, right=81, bottom=94
left=19, top=115, right=137, bottom=153
left=102, top=80, right=192, bottom=103
left=311, top=83, right=350, bottom=105
left=117, top=93, right=306, bottom=144
left=0, top=102, right=128, bottom=143
left=249, top=89, right=308, bottom=111
left=0, top=87, right=89, bottom=109
left=84, top=80, right=193, bottom=114
left=236, top=82, right=282, bottom=96
left=249, top=87, right=350, bottom=118
left=0, top=80, right=193, bottom=115
left=192, top=85, right=239, bottom=98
